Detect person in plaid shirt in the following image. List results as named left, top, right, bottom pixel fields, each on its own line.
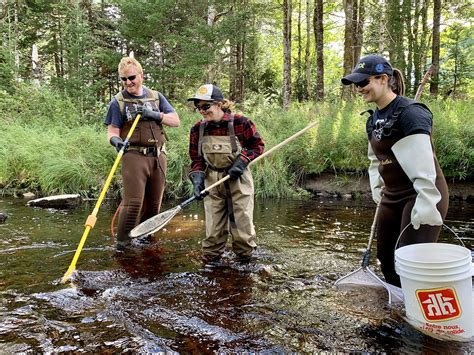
left=187, top=84, right=264, bottom=264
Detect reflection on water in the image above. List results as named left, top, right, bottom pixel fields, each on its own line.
left=0, top=196, right=472, bottom=352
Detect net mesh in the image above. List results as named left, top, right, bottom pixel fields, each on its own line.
left=130, top=206, right=181, bottom=238
left=335, top=267, right=404, bottom=304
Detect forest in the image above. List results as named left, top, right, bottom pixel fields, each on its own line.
left=0, top=0, right=472, bottom=197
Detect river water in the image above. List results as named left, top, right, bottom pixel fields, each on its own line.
left=0, top=196, right=472, bottom=353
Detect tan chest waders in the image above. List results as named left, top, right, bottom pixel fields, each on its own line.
left=198, top=120, right=256, bottom=259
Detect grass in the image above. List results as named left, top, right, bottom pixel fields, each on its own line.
left=0, top=85, right=472, bottom=199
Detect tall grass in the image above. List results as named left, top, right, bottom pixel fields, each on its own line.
left=1, top=84, right=472, bottom=199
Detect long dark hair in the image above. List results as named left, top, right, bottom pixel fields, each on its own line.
left=389, top=68, right=406, bottom=96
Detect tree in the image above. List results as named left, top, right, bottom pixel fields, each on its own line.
left=282, top=0, right=292, bottom=109
left=305, top=0, right=312, bottom=100
left=386, top=0, right=405, bottom=71
left=342, top=0, right=364, bottom=99
left=430, top=0, right=441, bottom=96
left=313, top=0, right=324, bottom=101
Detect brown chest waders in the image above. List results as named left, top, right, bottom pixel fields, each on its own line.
left=116, top=93, right=167, bottom=247
left=369, top=129, right=449, bottom=287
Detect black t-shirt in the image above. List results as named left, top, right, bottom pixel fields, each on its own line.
left=367, top=96, right=432, bottom=139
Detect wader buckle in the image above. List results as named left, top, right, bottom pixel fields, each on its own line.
left=129, top=145, right=161, bottom=157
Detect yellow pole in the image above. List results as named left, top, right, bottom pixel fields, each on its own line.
left=61, top=114, right=142, bottom=283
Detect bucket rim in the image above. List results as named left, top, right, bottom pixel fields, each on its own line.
left=395, top=243, right=471, bottom=264
left=395, top=264, right=473, bottom=282
left=395, top=261, right=473, bottom=276
left=395, top=256, right=472, bottom=267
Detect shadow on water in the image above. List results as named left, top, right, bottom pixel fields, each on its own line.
left=0, top=196, right=472, bottom=352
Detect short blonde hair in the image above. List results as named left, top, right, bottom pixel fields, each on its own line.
left=118, top=57, right=143, bottom=76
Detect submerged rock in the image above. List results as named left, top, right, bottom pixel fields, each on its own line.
left=23, top=192, right=36, bottom=199
left=0, top=212, right=7, bottom=223
left=27, top=194, right=82, bottom=209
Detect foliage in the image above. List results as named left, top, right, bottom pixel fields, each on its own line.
left=1, top=85, right=471, bottom=198
left=439, top=23, right=474, bottom=98
left=429, top=99, right=474, bottom=179
left=0, top=0, right=471, bottom=106
left=0, top=47, right=15, bottom=93
left=0, top=83, right=81, bottom=128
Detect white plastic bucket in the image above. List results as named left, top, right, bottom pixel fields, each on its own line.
left=395, top=260, right=473, bottom=277
left=395, top=243, right=473, bottom=341
left=396, top=243, right=471, bottom=269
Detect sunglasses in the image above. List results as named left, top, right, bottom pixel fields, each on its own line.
left=195, top=103, right=213, bottom=111
left=120, top=75, right=137, bottom=82
left=354, top=79, right=370, bottom=88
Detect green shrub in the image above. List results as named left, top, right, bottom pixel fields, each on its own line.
left=1, top=84, right=472, bottom=198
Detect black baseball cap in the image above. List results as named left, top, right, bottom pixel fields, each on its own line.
left=341, top=55, right=393, bottom=85
left=187, top=84, right=224, bottom=102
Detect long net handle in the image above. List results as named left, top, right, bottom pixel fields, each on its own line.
left=202, top=120, right=319, bottom=194
left=361, top=203, right=381, bottom=267
left=61, top=114, right=142, bottom=283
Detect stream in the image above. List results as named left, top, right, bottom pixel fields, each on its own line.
left=0, top=196, right=473, bottom=353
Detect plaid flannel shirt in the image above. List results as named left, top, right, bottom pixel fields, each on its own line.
left=189, top=113, right=264, bottom=172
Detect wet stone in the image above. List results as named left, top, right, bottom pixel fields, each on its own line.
left=27, top=194, right=82, bottom=209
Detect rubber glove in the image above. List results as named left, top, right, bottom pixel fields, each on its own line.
left=110, top=136, right=129, bottom=153
left=141, top=107, right=163, bottom=123
left=368, top=143, right=384, bottom=204
left=228, top=155, right=249, bottom=180
left=391, top=134, right=443, bottom=230
left=189, top=171, right=207, bottom=200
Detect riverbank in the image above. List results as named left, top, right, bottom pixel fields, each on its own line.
left=303, top=173, right=474, bottom=202
left=1, top=173, right=472, bottom=211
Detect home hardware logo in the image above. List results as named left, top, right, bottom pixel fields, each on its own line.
left=416, top=287, right=461, bottom=322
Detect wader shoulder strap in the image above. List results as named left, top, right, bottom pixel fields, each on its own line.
left=114, top=91, right=126, bottom=115
left=114, top=89, right=160, bottom=115
left=197, top=121, right=207, bottom=157
left=228, top=114, right=238, bottom=153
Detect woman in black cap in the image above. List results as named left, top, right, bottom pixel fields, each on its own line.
left=341, top=55, right=449, bottom=286
left=187, top=84, right=265, bottom=264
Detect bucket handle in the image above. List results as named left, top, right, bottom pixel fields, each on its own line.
left=394, top=223, right=465, bottom=255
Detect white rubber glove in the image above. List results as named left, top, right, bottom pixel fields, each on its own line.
left=391, top=134, right=443, bottom=230
left=368, top=143, right=384, bottom=204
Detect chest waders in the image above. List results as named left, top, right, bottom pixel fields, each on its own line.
left=365, top=100, right=449, bottom=287
left=115, top=90, right=168, bottom=247
left=198, top=117, right=257, bottom=259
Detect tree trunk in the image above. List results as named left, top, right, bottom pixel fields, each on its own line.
left=305, top=0, right=312, bottom=100
left=354, top=0, right=364, bottom=64
left=295, top=0, right=303, bottom=101
left=282, top=0, right=292, bottom=109
left=419, top=0, right=430, bottom=89
left=234, top=42, right=245, bottom=103
left=386, top=0, right=404, bottom=72
left=412, top=0, right=422, bottom=93
left=403, top=0, right=414, bottom=95
left=430, top=0, right=441, bottom=96
left=314, top=0, right=324, bottom=101
left=342, top=0, right=355, bottom=99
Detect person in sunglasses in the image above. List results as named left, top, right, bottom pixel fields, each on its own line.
left=104, top=57, right=180, bottom=251
left=187, top=84, right=265, bottom=264
left=341, top=55, right=448, bottom=287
